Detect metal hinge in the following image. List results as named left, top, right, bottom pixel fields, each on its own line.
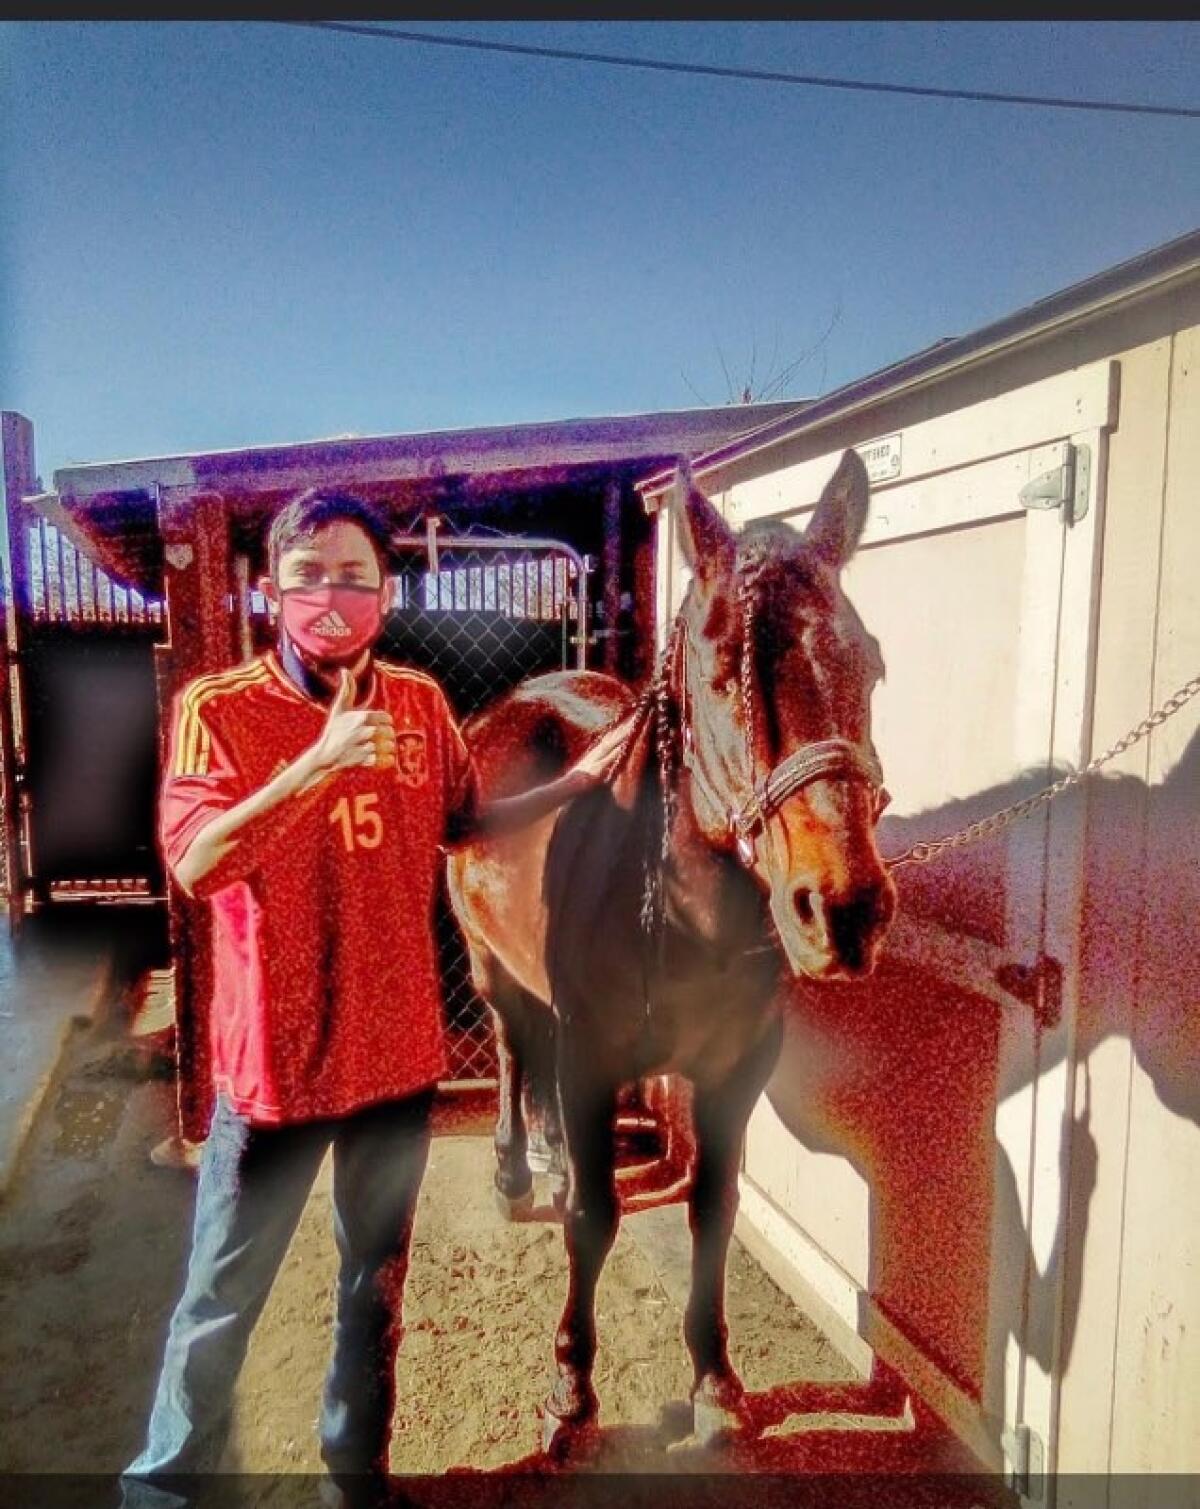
left=1002, top=1423, right=1046, bottom=1501
left=995, top=954, right=1063, bottom=1031
left=1019, top=442, right=1090, bottom=525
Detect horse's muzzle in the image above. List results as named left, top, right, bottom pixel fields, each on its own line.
left=781, top=874, right=896, bottom=980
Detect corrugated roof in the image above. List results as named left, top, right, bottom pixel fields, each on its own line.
left=32, top=398, right=808, bottom=595
left=51, top=400, right=806, bottom=504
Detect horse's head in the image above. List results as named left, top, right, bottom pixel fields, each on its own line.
left=672, top=450, right=896, bottom=981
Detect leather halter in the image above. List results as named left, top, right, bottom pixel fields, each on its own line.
left=675, top=614, right=887, bottom=867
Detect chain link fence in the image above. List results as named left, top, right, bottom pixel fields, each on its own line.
left=379, top=536, right=590, bottom=1084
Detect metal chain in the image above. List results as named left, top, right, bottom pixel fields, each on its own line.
left=598, top=576, right=1198, bottom=881
left=738, top=564, right=761, bottom=774
left=886, top=671, right=1200, bottom=870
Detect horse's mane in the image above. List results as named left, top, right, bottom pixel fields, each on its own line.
left=538, top=617, right=686, bottom=952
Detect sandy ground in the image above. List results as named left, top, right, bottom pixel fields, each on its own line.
left=0, top=1015, right=859, bottom=1479
left=0, top=1010, right=1009, bottom=1509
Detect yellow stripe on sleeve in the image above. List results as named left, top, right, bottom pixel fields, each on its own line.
left=172, top=662, right=269, bottom=778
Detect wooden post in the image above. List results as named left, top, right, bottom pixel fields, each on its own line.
left=601, top=477, right=623, bottom=677
left=157, top=488, right=236, bottom=1144
left=232, top=554, right=254, bottom=661
left=0, top=414, right=37, bottom=927
left=628, top=495, right=657, bottom=687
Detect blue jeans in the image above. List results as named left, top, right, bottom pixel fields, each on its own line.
left=121, top=1087, right=434, bottom=1501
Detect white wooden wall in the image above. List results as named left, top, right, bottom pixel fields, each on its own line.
left=650, top=345, right=1200, bottom=1489
left=1054, top=326, right=1200, bottom=1495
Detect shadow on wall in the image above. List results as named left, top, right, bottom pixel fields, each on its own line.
left=763, top=722, right=1200, bottom=1458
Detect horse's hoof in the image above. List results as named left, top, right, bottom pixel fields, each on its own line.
left=493, top=1184, right=535, bottom=1222
left=549, top=1178, right=568, bottom=1216
left=691, top=1378, right=753, bottom=1447
left=541, top=1407, right=597, bottom=1460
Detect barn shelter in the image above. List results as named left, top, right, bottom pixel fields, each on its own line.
left=0, top=397, right=801, bottom=1139
left=640, top=226, right=1200, bottom=1489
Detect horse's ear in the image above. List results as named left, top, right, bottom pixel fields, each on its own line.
left=671, top=458, right=735, bottom=588
left=805, top=449, right=870, bottom=570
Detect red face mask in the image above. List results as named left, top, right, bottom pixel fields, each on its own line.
left=279, top=584, right=385, bottom=663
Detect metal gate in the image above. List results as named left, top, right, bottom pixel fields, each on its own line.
left=1, top=491, right=166, bottom=914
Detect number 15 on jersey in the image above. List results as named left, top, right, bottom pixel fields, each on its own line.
left=330, top=792, right=383, bottom=852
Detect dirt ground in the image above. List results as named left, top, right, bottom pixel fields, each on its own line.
left=0, top=1009, right=1007, bottom=1509
left=0, top=1013, right=854, bottom=1474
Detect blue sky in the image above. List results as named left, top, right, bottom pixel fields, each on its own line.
left=2, top=21, right=1198, bottom=482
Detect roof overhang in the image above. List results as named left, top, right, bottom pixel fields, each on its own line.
left=53, top=401, right=805, bottom=506
left=38, top=400, right=806, bottom=595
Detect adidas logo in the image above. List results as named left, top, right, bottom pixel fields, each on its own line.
left=310, top=611, right=352, bottom=638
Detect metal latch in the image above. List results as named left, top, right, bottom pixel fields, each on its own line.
left=1002, top=1423, right=1045, bottom=1501
left=1019, top=443, right=1090, bottom=525
left=424, top=515, right=442, bottom=575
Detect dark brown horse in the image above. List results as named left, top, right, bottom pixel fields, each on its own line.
left=447, top=450, right=897, bottom=1451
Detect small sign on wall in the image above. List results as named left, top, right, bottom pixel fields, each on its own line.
left=856, top=433, right=902, bottom=484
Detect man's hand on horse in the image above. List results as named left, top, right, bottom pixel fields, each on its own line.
left=443, top=714, right=631, bottom=846
left=570, top=717, right=630, bottom=786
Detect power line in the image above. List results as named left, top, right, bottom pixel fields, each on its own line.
left=280, top=21, right=1200, bottom=121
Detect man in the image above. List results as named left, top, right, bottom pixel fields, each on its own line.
left=122, top=490, right=623, bottom=1508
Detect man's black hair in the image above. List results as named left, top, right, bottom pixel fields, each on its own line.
left=266, top=489, right=393, bottom=578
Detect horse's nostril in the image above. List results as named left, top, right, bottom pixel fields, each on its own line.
left=828, top=885, right=891, bottom=967
left=793, top=889, right=814, bottom=924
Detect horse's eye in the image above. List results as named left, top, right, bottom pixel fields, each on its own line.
left=712, top=645, right=741, bottom=694
left=699, top=631, right=737, bottom=679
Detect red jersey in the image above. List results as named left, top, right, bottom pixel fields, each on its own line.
left=159, top=650, right=476, bottom=1126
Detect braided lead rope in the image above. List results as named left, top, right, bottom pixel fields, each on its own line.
left=738, top=555, right=765, bottom=788
left=643, top=618, right=687, bottom=933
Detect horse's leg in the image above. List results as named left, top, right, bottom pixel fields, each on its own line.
left=685, top=1018, right=783, bottom=1444
left=523, top=1007, right=567, bottom=1212
left=543, top=1035, right=618, bottom=1453
left=468, top=946, right=536, bottom=1223
left=543, top=1080, right=567, bottom=1215
left=490, top=1005, right=536, bottom=1220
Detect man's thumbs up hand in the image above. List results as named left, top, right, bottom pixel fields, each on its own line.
left=328, top=667, right=357, bottom=719
left=311, top=669, right=396, bottom=775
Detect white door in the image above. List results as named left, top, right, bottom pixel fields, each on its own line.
left=658, top=359, right=1115, bottom=1494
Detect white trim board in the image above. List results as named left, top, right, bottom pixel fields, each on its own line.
left=736, top=1176, right=874, bottom=1377
left=730, top=442, right=1087, bottom=551
left=722, top=360, right=1117, bottom=525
